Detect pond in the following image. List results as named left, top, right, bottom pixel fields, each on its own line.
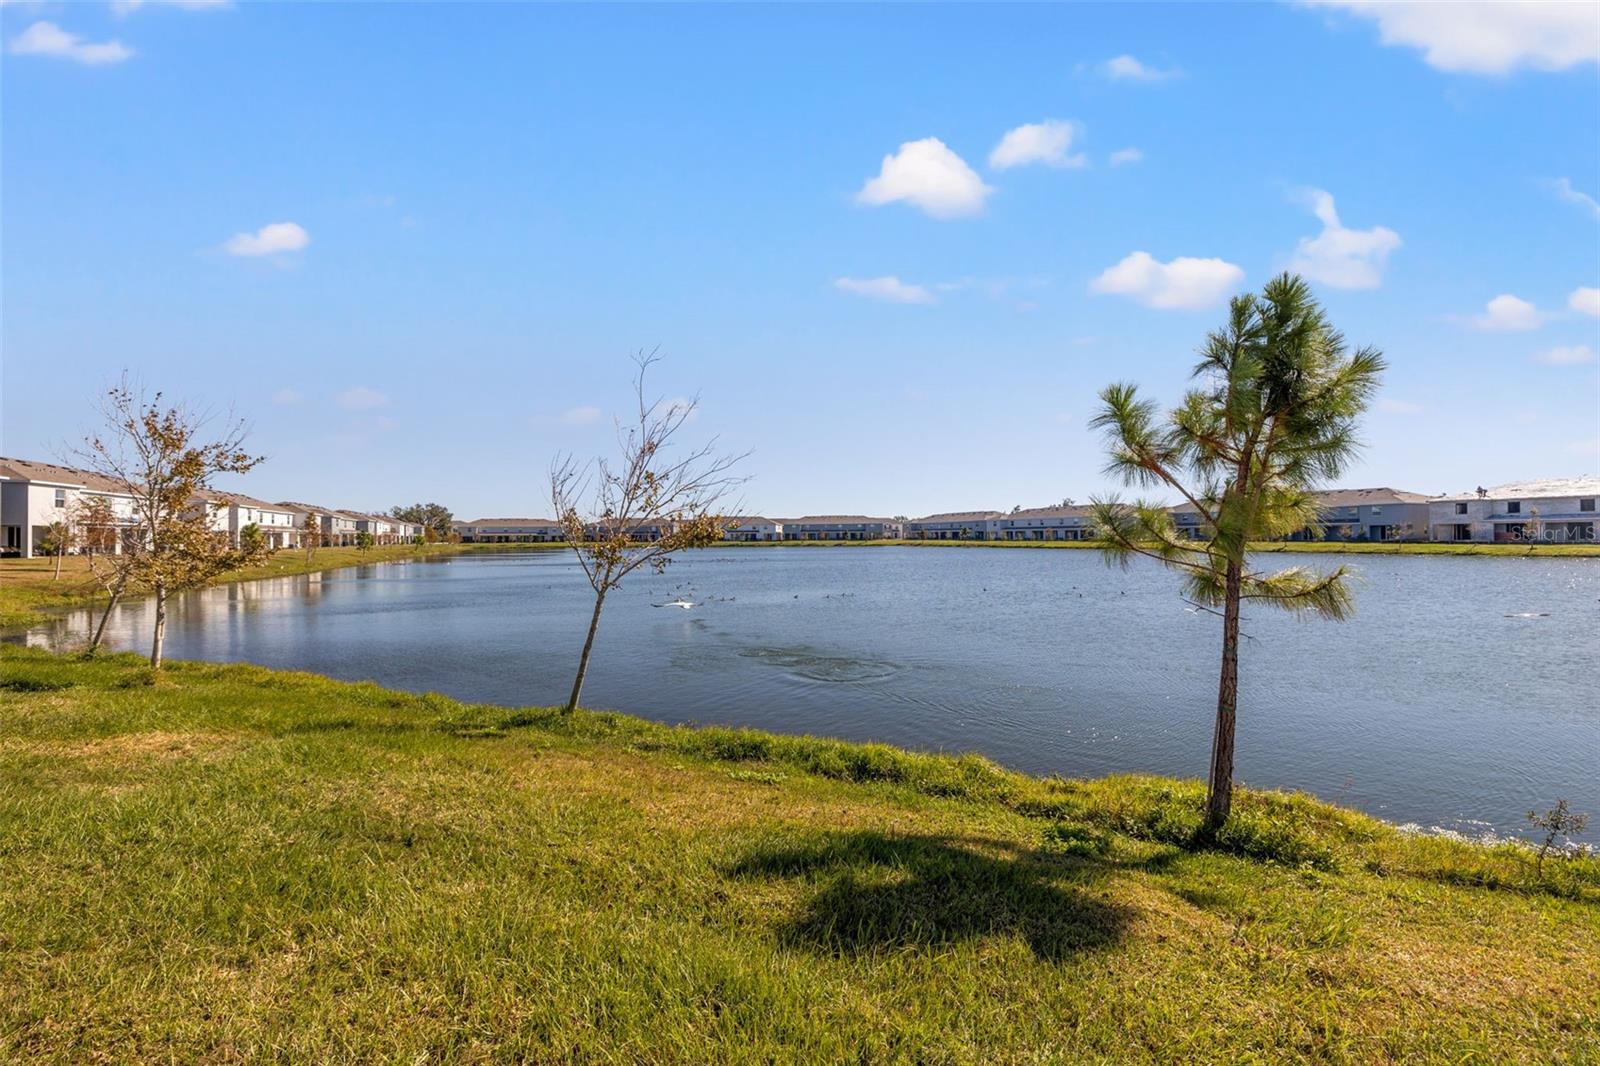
left=14, top=547, right=1599, bottom=840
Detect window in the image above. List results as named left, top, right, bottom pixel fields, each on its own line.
left=53, top=488, right=67, bottom=508
left=1454, top=523, right=1471, bottom=541
left=1370, top=506, right=1383, bottom=515
left=1582, top=499, right=1596, bottom=513
left=1506, top=501, right=1521, bottom=514
left=1455, top=502, right=1468, bottom=515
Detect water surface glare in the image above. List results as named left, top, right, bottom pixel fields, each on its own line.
left=17, top=547, right=1599, bottom=839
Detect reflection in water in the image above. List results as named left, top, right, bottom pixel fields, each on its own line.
left=11, top=548, right=1599, bottom=840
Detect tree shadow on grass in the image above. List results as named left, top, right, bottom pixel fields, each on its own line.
left=727, top=830, right=1133, bottom=961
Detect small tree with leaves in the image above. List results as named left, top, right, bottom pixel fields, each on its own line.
left=550, top=352, right=746, bottom=713
left=355, top=530, right=374, bottom=552
left=39, top=518, right=73, bottom=580
left=73, top=377, right=265, bottom=669
left=1528, top=800, right=1588, bottom=880
left=302, top=513, right=320, bottom=563
left=239, top=522, right=266, bottom=558
left=1089, top=274, right=1384, bottom=832
left=390, top=502, right=454, bottom=543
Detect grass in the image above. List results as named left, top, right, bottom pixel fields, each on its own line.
left=2, top=647, right=1596, bottom=1062
left=0, top=543, right=562, bottom=629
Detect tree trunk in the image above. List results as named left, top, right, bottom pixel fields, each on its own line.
left=1205, top=558, right=1242, bottom=833
left=54, top=546, right=64, bottom=580
left=89, top=587, right=124, bottom=653
left=564, top=588, right=607, bottom=713
left=150, top=583, right=167, bottom=670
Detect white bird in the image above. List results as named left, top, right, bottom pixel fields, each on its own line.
left=655, top=599, right=697, bottom=610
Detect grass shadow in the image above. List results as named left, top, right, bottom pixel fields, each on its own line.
left=728, top=830, right=1132, bottom=961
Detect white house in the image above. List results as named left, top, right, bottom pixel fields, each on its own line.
left=722, top=516, right=783, bottom=541
left=458, top=518, right=565, bottom=543
left=1429, top=477, right=1599, bottom=544
left=0, top=456, right=142, bottom=558
left=353, top=513, right=404, bottom=545
left=191, top=491, right=303, bottom=551
left=322, top=510, right=364, bottom=546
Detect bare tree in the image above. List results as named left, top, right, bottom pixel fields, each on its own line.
left=302, top=512, right=321, bottom=564
left=73, top=378, right=265, bottom=669
left=550, top=352, right=747, bottom=712
left=39, top=518, right=73, bottom=580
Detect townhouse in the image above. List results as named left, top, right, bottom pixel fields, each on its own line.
left=780, top=516, right=903, bottom=541
left=0, top=456, right=143, bottom=558
left=906, top=511, right=1002, bottom=540
left=993, top=505, right=1097, bottom=541
left=1429, top=478, right=1599, bottom=544
left=192, top=491, right=304, bottom=551
left=353, top=513, right=405, bottom=545
left=323, top=510, right=364, bottom=546
left=1169, top=487, right=1432, bottom=542
left=722, top=516, right=783, bottom=542
left=457, top=518, right=566, bottom=543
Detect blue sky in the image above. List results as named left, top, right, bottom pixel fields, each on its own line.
left=3, top=1, right=1597, bottom=519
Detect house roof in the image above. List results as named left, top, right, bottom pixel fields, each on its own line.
left=910, top=510, right=1003, bottom=523
left=192, top=488, right=297, bottom=513
left=0, top=456, right=132, bottom=495
left=785, top=515, right=898, bottom=524
left=1437, top=476, right=1600, bottom=502
left=1314, top=487, right=1433, bottom=507
left=1002, top=505, right=1093, bottom=520
left=461, top=517, right=561, bottom=527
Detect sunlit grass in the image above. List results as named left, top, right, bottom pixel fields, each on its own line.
left=2, top=646, right=1596, bottom=1061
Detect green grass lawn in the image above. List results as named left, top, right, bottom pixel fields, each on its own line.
left=2, top=648, right=1596, bottom=1062
left=0, top=543, right=563, bottom=629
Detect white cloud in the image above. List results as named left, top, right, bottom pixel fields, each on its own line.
left=1545, top=177, right=1600, bottom=221
left=8, top=21, right=132, bottom=64
left=1570, top=287, right=1600, bottom=317
left=1108, top=147, right=1144, bottom=166
left=112, top=0, right=230, bottom=13
left=1302, top=1, right=1599, bottom=75
left=856, top=138, right=993, bottom=219
left=337, top=387, right=389, bottom=411
left=1473, top=294, right=1543, bottom=331
left=1089, top=251, right=1244, bottom=310
left=834, top=276, right=936, bottom=305
left=1100, top=54, right=1180, bottom=82
left=222, top=222, right=310, bottom=257
left=1287, top=189, right=1400, bottom=289
left=1532, top=344, right=1595, bottom=366
left=271, top=388, right=302, bottom=406
left=559, top=405, right=602, bottom=425
left=988, top=120, right=1086, bottom=170
left=1377, top=398, right=1424, bottom=415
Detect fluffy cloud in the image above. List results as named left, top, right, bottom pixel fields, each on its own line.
left=857, top=138, right=993, bottom=219
left=8, top=21, right=132, bottom=64
left=988, top=120, right=1086, bottom=170
left=222, top=222, right=310, bottom=257
left=1532, top=345, right=1595, bottom=366
left=112, top=0, right=230, bottom=12
left=337, top=387, right=389, bottom=411
left=1473, top=294, right=1543, bottom=331
left=1546, top=178, right=1600, bottom=221
left=1108, top=147, right=1144, bottom=166
left=1287, top=189, right=1400, bottom=289
left=1570, top=287, right=1600, bottom=317
left=559, top=405, right=602, bottom=425
left=1089, top=252, right=1244, bottom=310
left=1100, top=54, right=1180, bottom=82
left=833, top=276, right=936, bottom=305
left=1302, top=1, right=1599, bottom=75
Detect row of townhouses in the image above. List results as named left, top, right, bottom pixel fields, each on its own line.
left=0, top=457, right=425, bottom=558
left=455, top=480, right=1599, bottom=547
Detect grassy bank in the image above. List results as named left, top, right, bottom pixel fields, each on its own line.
left=0, top=543, right=546, bottom=629
left=2, top=648, right=1596, bottom=1061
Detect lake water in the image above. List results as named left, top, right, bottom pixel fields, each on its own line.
left=12, top=547, right=1599, bottom=839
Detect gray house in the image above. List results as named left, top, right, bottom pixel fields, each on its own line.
left=1429, top=477, right=1599, bottom=544
left=905, top=510, right=1002, bottom=540
left=780, top=515, right=901, bottom=540
left=992, top=505, right=1096, bottom=541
